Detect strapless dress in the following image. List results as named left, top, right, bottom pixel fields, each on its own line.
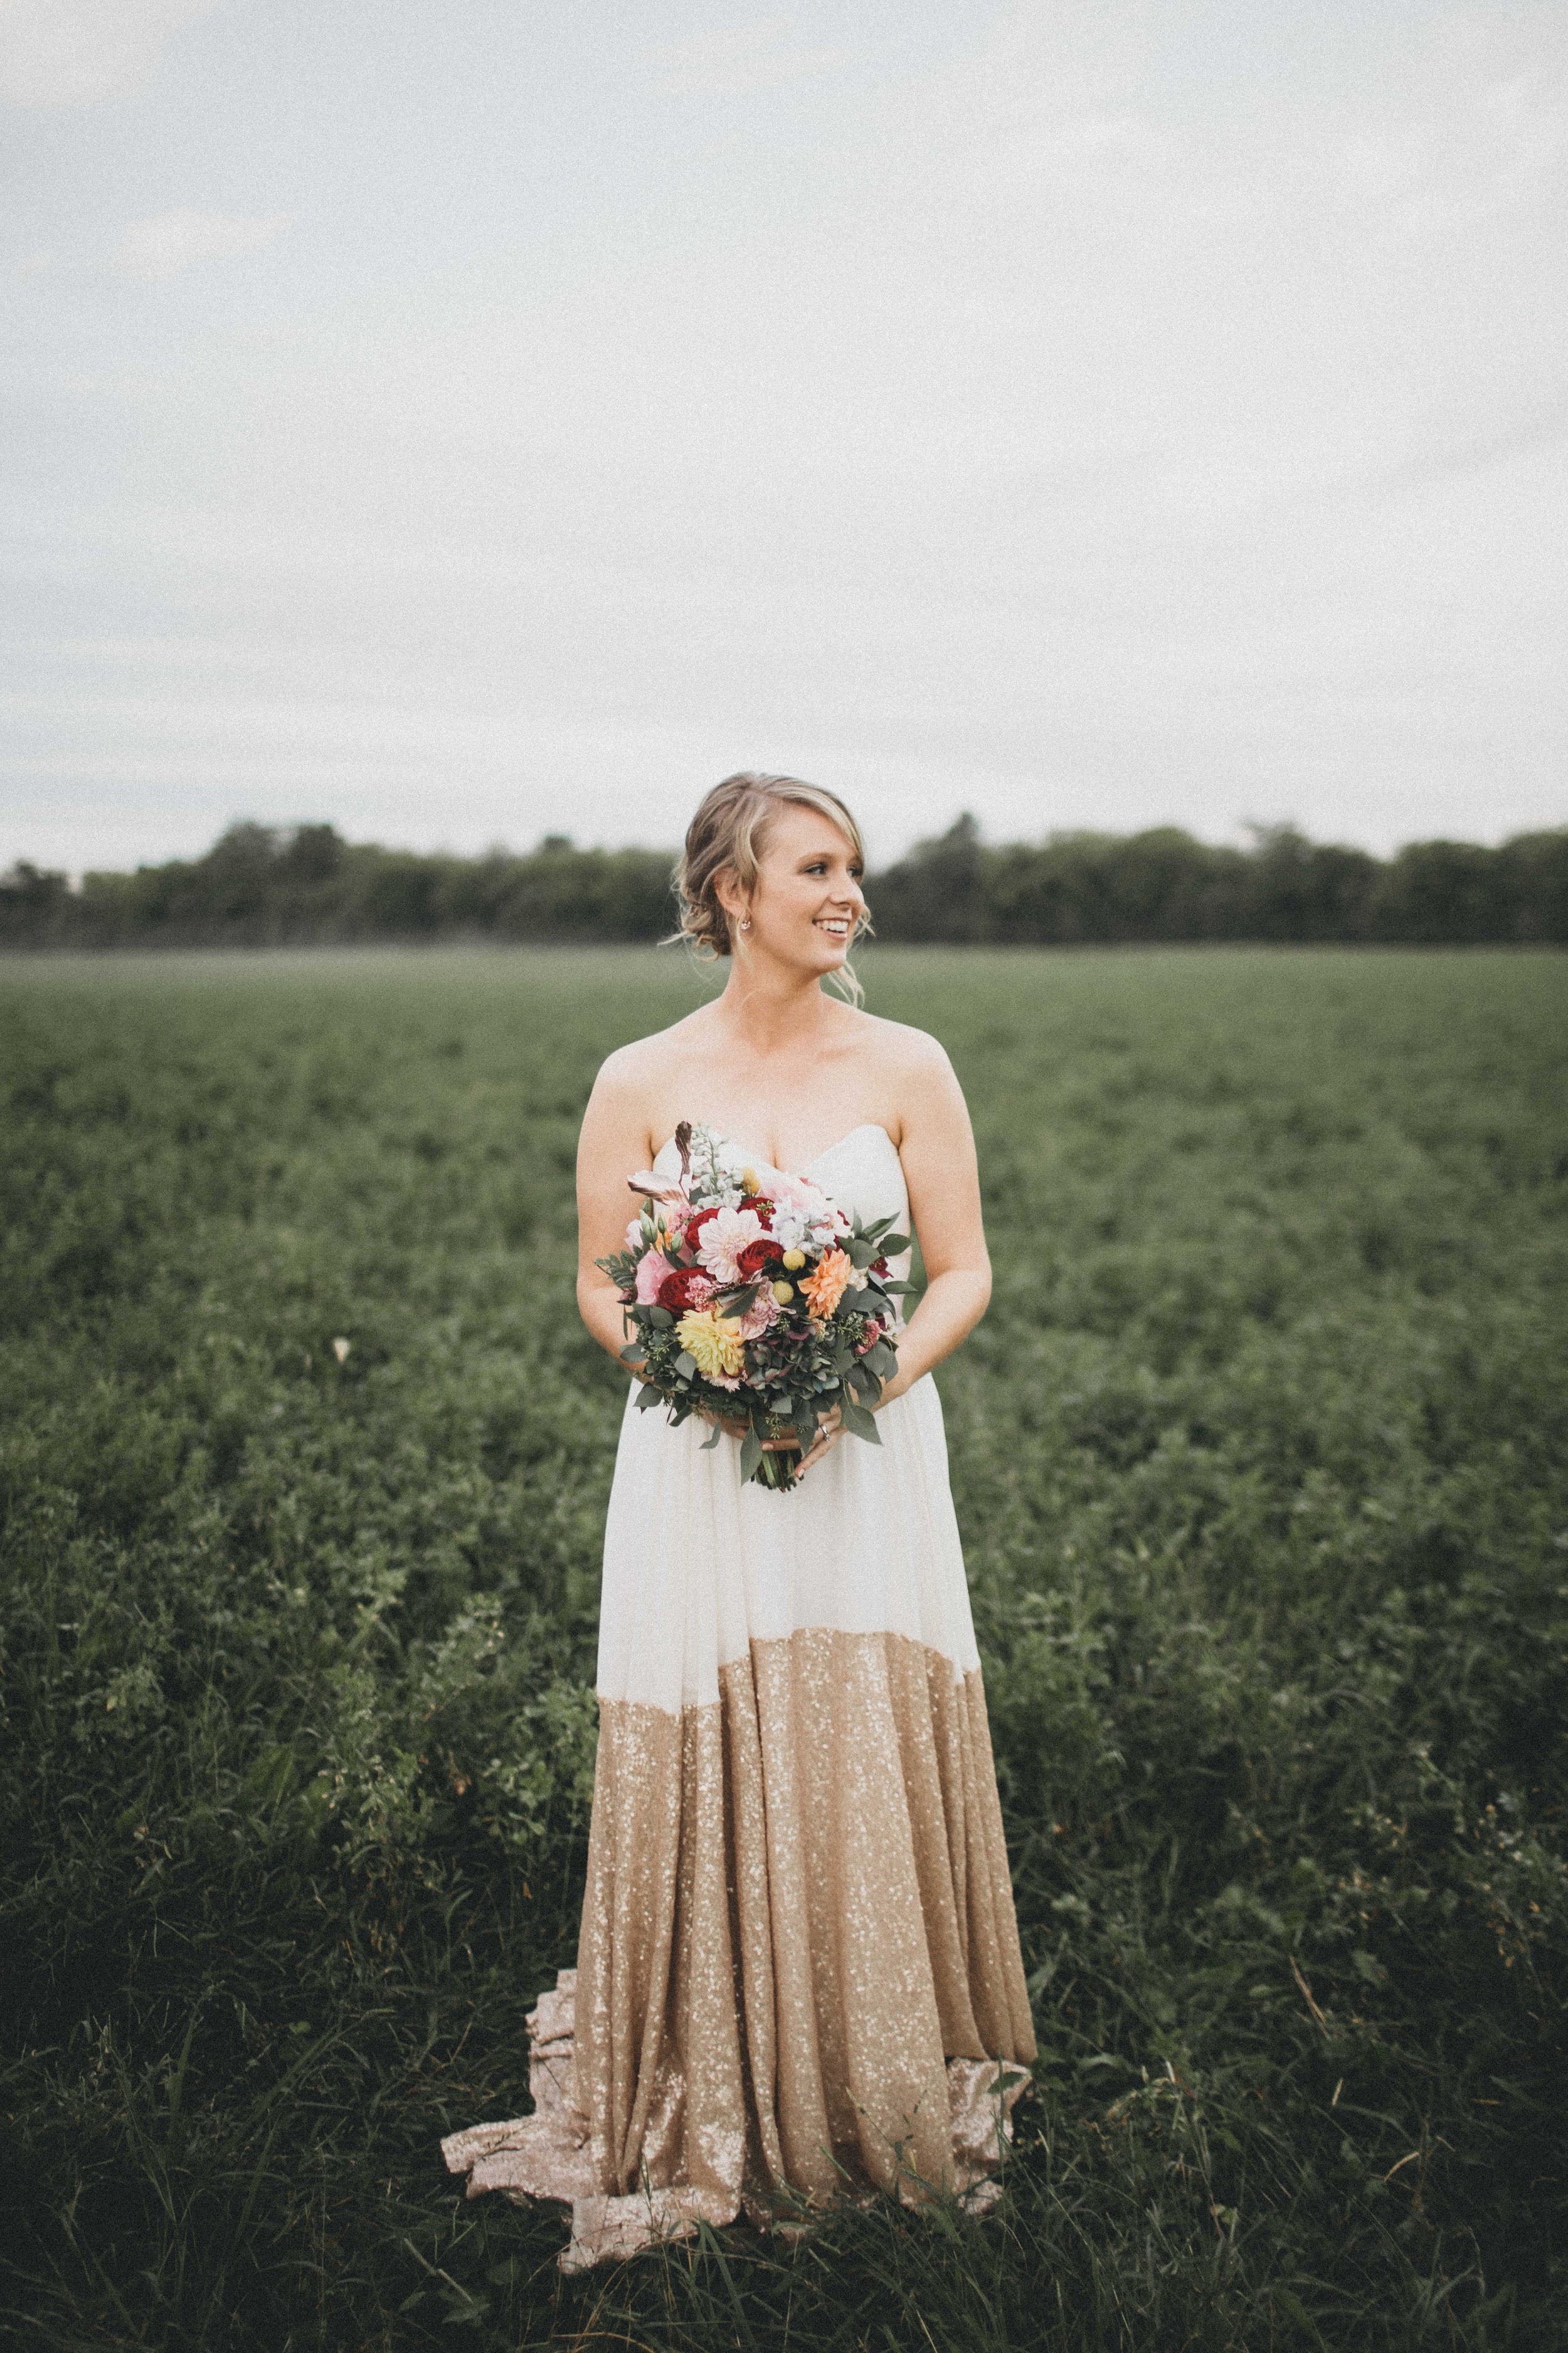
left=443, top=1123, right=1035, bottom=2268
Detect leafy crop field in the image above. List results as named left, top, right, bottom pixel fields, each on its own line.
left=2, top=943, right=1565, bottom=2352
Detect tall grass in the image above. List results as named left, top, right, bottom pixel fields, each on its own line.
left=1, top=945, right=1564, bottom=2350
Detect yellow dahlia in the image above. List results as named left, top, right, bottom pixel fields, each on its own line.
left=676, top=1305, right=746, bottom=1379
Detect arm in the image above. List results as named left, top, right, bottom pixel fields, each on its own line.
left=574, top=1051, right=794, bottom=1452
left=575, top=1052, right=655, bottom=1371
left=797, top=1034, right=989, bottom=1477
left=877, top=1034, right=991, bottom=1405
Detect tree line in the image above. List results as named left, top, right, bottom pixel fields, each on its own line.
left=3, top=813, right=1565, bottom=950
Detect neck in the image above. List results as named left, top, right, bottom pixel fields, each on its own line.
left=716, top=953, right=837, bottom=1054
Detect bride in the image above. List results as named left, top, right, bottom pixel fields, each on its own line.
left=443, top=773, right=1036, bottom=2268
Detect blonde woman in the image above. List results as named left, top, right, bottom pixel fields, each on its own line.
left=444, top=775, right=1035, bottom=2267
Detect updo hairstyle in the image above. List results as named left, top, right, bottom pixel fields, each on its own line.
left=671, top=775, right=872, bottom=986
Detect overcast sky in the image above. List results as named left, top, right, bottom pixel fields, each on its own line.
left=2, top=0, right=1564, bottom=874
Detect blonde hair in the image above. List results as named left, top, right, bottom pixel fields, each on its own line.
left=670, top=772, right=874, bottom=1002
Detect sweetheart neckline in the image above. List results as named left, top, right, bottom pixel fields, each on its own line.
left=653, top=1122, right=899, bottom=1179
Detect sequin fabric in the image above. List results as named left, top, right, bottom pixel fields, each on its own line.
left=442, top=1631, right=1036, bottom=2270
left=442, top=1127, right=1036, bottom=2270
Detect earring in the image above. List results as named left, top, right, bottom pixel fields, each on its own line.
left=739, top=918, right=751, bottom=932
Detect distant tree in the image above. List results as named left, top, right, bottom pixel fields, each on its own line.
left=1374, top=840, right=1512, bottom=944
left=1496, top=829, right=1568, bottom=943
left=5, top=814, right=1564, bottom=952
left=1244, top=826, right=1380, bottom=942
left=0, top=861, right=73, bottom=947
left=278, top=822, right=347, bottom=884
left=871, top=814, right=996, bottom=942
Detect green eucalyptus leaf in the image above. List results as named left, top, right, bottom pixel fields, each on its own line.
left=838, top=1394, right=881, bottom=1443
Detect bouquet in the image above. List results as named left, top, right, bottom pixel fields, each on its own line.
left=597, top=1120, right=911, bottom=1490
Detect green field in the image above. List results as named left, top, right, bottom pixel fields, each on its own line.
left=3, top=944, right=1565, bottom=2352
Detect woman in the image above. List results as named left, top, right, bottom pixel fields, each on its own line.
left=443, top=775, right=1035, bottom=2270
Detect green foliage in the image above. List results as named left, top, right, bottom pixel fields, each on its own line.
left=0, top=826, right=682, bottom=949
left=1, top=943, right=1565, bottom=2349
left=871, top=817, right=1568, bottom=945
left=5, top=814, right=1568, bottom=949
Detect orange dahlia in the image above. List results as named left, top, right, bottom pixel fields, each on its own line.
left=800, top=1245, right=852, bottom=1322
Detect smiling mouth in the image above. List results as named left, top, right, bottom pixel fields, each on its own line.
left=813, top=918, right=850, bottom=939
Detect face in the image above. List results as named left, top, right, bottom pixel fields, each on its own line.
left=729, top=802, right=866, bottom=977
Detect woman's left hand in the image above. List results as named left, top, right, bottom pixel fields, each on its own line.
left=795, top=1404, right=842, bottom=1477
left=797, top=1361, right=919, bottom=1476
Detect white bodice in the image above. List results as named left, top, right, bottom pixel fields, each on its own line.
left=607, top=1118, right=975, bottom=1712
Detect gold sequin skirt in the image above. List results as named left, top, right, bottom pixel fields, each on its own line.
left=442, top=1374, right=1036, bottom=2269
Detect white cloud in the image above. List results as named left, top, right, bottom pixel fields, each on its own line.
left=656, top=18, right=845, bottom=98
left=0, top=0, right=215, bottom=108
left=110, top=208, right=290, bottom=281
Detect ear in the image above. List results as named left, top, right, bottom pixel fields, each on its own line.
left=713, top=864, right=750, bottom=928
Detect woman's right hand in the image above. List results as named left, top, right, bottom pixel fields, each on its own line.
left=697, top=1407, right=801, bottom=1455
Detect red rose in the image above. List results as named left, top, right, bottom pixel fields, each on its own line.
left=738, top=1192, right=773, bottom=1223
left=736, top=1236, right=783, bottom=1280
left=658, top=1265, right=711, bottom=1312
left=684, top=1205, right=721, bottom=1248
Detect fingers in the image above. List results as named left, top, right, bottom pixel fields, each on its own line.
left=794, top=1416, right=842, bottom=1478
left=701, top=1405, right=845, bottom=1475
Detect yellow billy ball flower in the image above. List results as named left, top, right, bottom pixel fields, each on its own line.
left=675, top=1305, right=746, bottom=1379
left=740, top=1167, right=761, bottom=1194
left=771, top=1280, right=795, bottom=1305
left=780, top=1247, right=806, bottom=1270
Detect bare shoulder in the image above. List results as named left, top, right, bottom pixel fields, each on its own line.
left=849, top=1008, right=956, bottom=1083
left=835, top=1007, right=963, bottom=1147
left=591, top=1007, right=703, bottom=1095
left=583, top=1011, right=707, bottom=1162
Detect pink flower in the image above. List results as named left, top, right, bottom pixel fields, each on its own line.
left=696, top=1204, right=766, bottom=1285
left=737, top=1290, right=779, bottom=1339
left=756, top=1168, right=830, bottom=1216
left=626, top=1172, right=689, bottom=1209
left=634, top=1250, right=672, bottom=1304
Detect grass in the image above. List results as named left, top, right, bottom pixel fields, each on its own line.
left=1, top=942, right=1565, bottom=2352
